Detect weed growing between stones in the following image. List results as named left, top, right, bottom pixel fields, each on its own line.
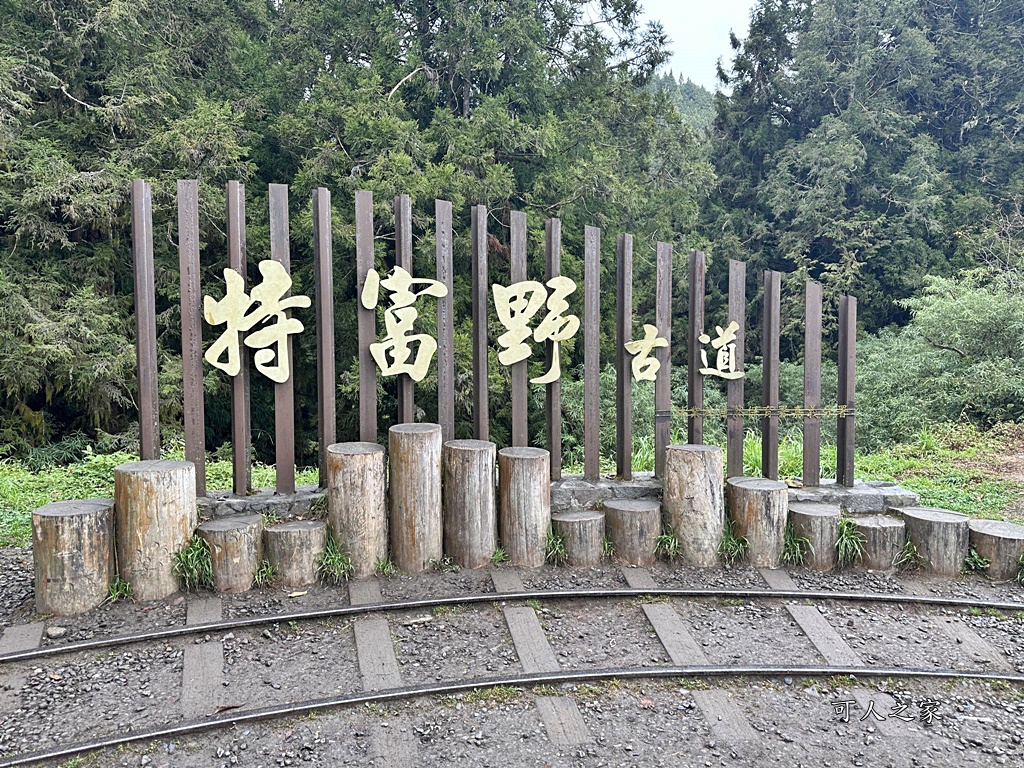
left=782, top=523, right=814, bottom=566
left=602, top=536, right=615, bottom=559
left=173, top=536, right=213, bottom=591
left=836, top=516, right=864, bottom=567
left=308, top=494, right=328, bottom=519
left=545, top=527, right=568, bottom=565
left=253, top=558, right=275, bottom=587
left=105, top=575, right=132, bottom=604
left=1017, top=552, right=1024, bottom=586
left=316, top=534, right=353, bottom=585
left=375, top=557, right=396, bottom=577
left=490, top=547, right=510, bottom=565
left=429, top=555, right=461, bottom=573
left=718, top=519, right=748, bottom=566
left=655, top=529, right=682, bottom=561
left=892, top=537, right=927, bottom=571
left=963, top=546, right=991, bottom=574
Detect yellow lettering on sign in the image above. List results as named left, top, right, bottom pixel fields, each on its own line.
left=492, top=277, right=579, bottom=382
left=698, top=320, right=744, bottom=380
left=624, top=324, right=668, bottom=381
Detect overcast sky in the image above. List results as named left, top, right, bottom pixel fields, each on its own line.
left=640, top=1, right=757, bottom=91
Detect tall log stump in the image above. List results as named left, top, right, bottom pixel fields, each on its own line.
left=498, top=447, right=550, bottom=568
left=788, top=502, right=840, bottom=572
left=603, top=500, right=660, bottom=566
left=197, top=515, right=263, bottom=593
left=851, top=515, right=905, bottom=571
left=264, top=520, right=327, bottom=588
left=32, top=499, right=114, bottom=616
left=443, top=440, right=497, bottom=569
left=664, top=445, right=725, bottom=567
left=726, top=477, right=787, bottom=567
left=894, top=506, right=969, bottom=577
left=551, top=510, right=605, bottom=567
left=326, top=442, right=387, bottom=578
left=114, top=460, right=197, bottom=601
left=389, top=424, right=443, bottom=573
left=969, top=519, right=1024, bottom=581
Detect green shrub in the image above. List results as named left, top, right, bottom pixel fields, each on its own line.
left=836, top=517, right=864, bottom=567
left=173, top=536, right=213, bottom=591
left=317, top=534, right=353, bottom=585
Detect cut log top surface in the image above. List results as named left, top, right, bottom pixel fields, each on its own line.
left=603, top=499, right=660, bottom=513
left=326, top=442, right=383, bottom=456
left=266, top=519, right=326, bottom=534
left=444, top=439, right=495, bottom=452
left=551, top=510, right=604, bottom=523
left=390, top=423, right=441, bottom=435
left=499, top=447, right=549, bottom=460
left=666, top=444, right=721, bottom=454
left=854, top=514, right=904, bottom=528
left=34, top=499, right=113, bottom=517
left=198, top=514, right=262, bottom=532
left=115, top=459, right=194, bottom=473
left=788, top=502, right=840, bottom=518
left=969, top=518, right=1024, bottom=539
left=727, top=477, right=787, bottom=492
left=893, top=506, right=968, bottom=524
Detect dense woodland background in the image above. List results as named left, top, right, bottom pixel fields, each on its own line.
left=1, top=0, right=1023, bottom=471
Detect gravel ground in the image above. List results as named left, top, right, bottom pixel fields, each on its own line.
left=0, top=547, right=33, bottom=626
left=538, top=599, right=670, bottom=669
left=675, top=599, right=818, bottom=665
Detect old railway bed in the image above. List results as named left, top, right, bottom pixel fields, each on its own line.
left=2, top=566, right=1024, bottom=767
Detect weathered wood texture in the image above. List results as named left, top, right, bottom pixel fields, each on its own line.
left=114, top=460, right=197, bottom=601
left=498, top=447, right=550, bottom=568
left=131, top=180, right=160, bottom=461
left=472, top=204, right=489, bottom=441
left=510, top=210, right=529, bottom=447
left=851, top=515, right=905, bottom=572
left=263, top=520, right=327, bottom=588
left=545, top=218, right=562, bottom=479
left=687, top=250, right=705, bottom=445
left=326, top=442, right=388, bottom=579
left=726, top=477, right=787, bottom=568
left=836, top=295, right=857, bottom=487
left=197, top=515, right=263, bottom=594
left=895, top=506, right=969, bottom=577
left=355, top=190, right=377, bottom=442
left=663, top=445, right=725, bottom=567
left=969, top=519, right=1024, bottom=581
left=436, top=199, right=455, bottom=443
left=760, top=270, right=781, bottom=480
left=726, top=259, right=745, bottom=478
left=788, top=502, right=839, bottom=571
left=551, top=511, right=605, bottom=567
left=802, top=282, right=823, bottom=487
left=312, top=187, right=335, bottom=485
left=583, top=226, right=600, bottom=481
left=32, top=499, right=114, bottom=615
left=394, top=193, right=415, bottom=424
left=226, top=180, right=251, bottom=496
left=389, top=424, right=443, bottom=573
left=269, top=183, right=296, bottom=495
left=654, top=242, right=672, bottom=478
left=443, top=439, right=497, bottom=569
left=177, top=179, right=205, bottom=495
left=615, top=234, right=633, bottom=480
left=602, top=500, right=660, bottom=566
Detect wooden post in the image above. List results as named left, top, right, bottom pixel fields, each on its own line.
left=603, top=500, right=660, bottom=566
left=498, top=447, right=550, bottom=568
left=32, top=499, right=114, bottom=615
left=356, top=190, right=377, bottom=443
left=726, top=476, right=787, bottom=567
left=545, top=219, right=562, bottom=480
left=443, top=439, right=497, bottom=569
left=389, top=423, right=443, bottom=572
left=226, top=180, right=251, bottom=495
left=551, top=511, right=605, bottom=567
left=663, top=445, right=724, bottom=567
left=895, top=506, right=969, bottom=577
left=761, top=270, right=781, bottom=481
left=197, top=515, right=263, bottom=594
left=177, top=179, right=206, bottom=495
left=313, top=187, right=336, bottom=486
left=510, top=210, right=529, bottom=447
left=264, top=520, right=327, bottom=588
left=615, top=234, right=633, bottom=480
left=852, top=515, right=905, bottom=571
left=326, top=442, right=388, bottom=579
left=472, top=204, right=489, bottom=441
left=394, top=194, right=415, bottom=424
left=436, top=199, right=455, bottom=443
left=788, top=502, right=839, bottom=571
left=687, top=250, right=705, bottom=445
left=803, top=281, right=823, bottom=487
left=584, top=225, right=600, bottom=481
left=131, top=180, right=160, bottom=460
left=114, top=460, right=197, bottom=601
left=836, top=295, right=857, bottom=487
left=726, top=260, right=746, bottom=479
left=269, top=183, right=296, bottom=495
left=654, top=242, right=672, bottom=478
left=969, top=519, right=1024, bottom=581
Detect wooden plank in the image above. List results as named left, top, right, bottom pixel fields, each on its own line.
left=837, top=295, right=857, bottom=487
left=0, top=623, right=43, bottom=654
left=226, top=181, right=251, bottom=495
left=349, top=578, right=383, bottom=606
left=691, top=691, right=759, bottom=746
left=535, top=696, right=590, bottom=745
left=471, top=205, right=489, bottom=441
left=177, top=179, right=206, bottom=496
left=726, top=260, right=746, bottom=479
left=687, top=250, right=706, bottom=445
left=786, top=605, right=862, bottom=666
left=394, top=194, right=414, bottom=424
left=937, top=617, right=1012, bottom=671
left=583, top=225, right=600, bottom=481
left=355, top=190, right=377, bottom=443
left=186, top=596, right=223, bottom=626
left=354, top=617, right=402, bottom=691
left=436, top=199, right=455, bottom=443
left=370, top=724, right=418, bottom=767
left=503, top=606, right=560, bottom=673
left=510, top=210, right=529, bottom=447
left=619, top=565, right=657, bottom=589
left=491, top=569, right=526, bottom=594
left=803, top=281, right=823, bottom=487
left=760, top=270, right=780, bottom=481
left=643, top=603, right=709, bottom=664
left=269, top=184, right=295, bottom=495
left=180, top=641, right=223, bottom=714
left=131, top=180, right=160, bottom=461
left=544, top=219, right=562, bottom=480
left=615, top=234, right=633, bottom=480
left=758, top=567, right=798, bottom=591
left=654, top=243, right=673, bottom=478
left=314, top=188, right=336, bottom=484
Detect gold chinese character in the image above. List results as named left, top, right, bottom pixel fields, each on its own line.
left=204, top=259, right=310, bottom=384
left=624, top=324, right=668, bottom=381
left=492, top=277, right=580, bottom=382
left=360, top=266, right=448, bottom=382
left=698, top=320, right=744, bottom=380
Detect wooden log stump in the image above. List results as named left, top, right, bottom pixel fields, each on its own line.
left=326, top=442, right=387, bottom=579
left=498, top=447, right=550, bottom=568
left=894, top=506, right=970, bottom=577
left=443, top=439, right=497, bottom=569
left=726, top=477, right=787, bottom=567
left=32, top=499, right=114, bottom=616
left=114, top=460, right=197, bottom=601
left=196, top=515, right=263, bottom=593
left=969, top=519, right=1024, bottom=581
left=603, top=500, right=660, bottom=566
left=389, top=424, right=443, bottom=573
left=664, top=445, right=725, bottom=567
left=551, top=510, right=605, bottom=567
left=264, top=520, right=328, bottom=588
left=851, top=515, right=905, bottom=572
left=788, top=502, right=840, bottom=572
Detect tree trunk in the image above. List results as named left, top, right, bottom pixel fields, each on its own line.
left=326, top=442, right=387, bottom=578
left=895, top=506, right=970, bottom=577
left=389, top=424, right=443, bottom=573
left=551, top=510, right=604, bottom=567
left=852, top=514, right=905, bottom=571
left=443, top=439, right=497, bottom=569
left=726, top=476, right=787, bottom=568
left=663, top=445, right=725, bottom=567
left=788, top=502, right=840, bottom=572
left=498, top=447, right=550, bottom=568
left=264, top=520, right=328, bottom=588
left=969, top=519, right=1024, bottom=581
left=197, top=515, right=263, bottom=594
left=114, top=460, right=197, bottom=601
left=32, top=499, right=114, bottom=615
left=602, top=499, right=660, bottom=566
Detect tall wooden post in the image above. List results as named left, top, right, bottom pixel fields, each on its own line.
left=355, top=190, right=377, bottom=443
left=269, top=184, right=296, bottom=495
left=226, top=181, right=250, bottom=495
left=687, top=250, right=706, bottom=445
left=177, top=180, right=205, bottom=495
left=654, top=242, right=672, bottom=478
left=436, top=199, right=455, bottom=444
left=510, top=210, right=529, bottom=447
left=131, top=180, right=160, bottom=461
left=803, top=281, right=823, bottom=487
left=313, top=188, right=336, bottom=486
left=726, top=259, right=746, bottom=478
left=583, top=225, right=600, bottom=481
left=545, top=219, right=562, bottom=480
left=394, top=194, right=415, bottom=424
left=760, top=270, right=781, bottom=481
left=471, top=205, right=489, bottom=441
left=837, top=295, right=857, bottom=487
left=615, top=234, right=633, bottom=480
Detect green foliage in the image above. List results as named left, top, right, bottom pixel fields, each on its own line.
left=105, top=575, right=133, bottom=604
left=308, top=495, right=328, bottom=519
left=655, top=530, right=682, bottom=561
left=718, top=519, right=748, bottom=566
left=602, top=536, right=614, bottom=559
left=317, top=534, right=353, bottom=585
left=490, top=547, right=510, bottom=566
left=892, top=538, right=927, bottom=572
left=253, top=559, right=275, bottom=588
left=782, top=523, right=813, bottom=567
left=963, top=547, right=991, bottom=575
left=173, top=536, right=213, bottom=592
left=545, top=528, right=568, bottom=566
left=375, top=558, right=396, bottom=578
left=429, top=555, right=461, bottom=574
left=836, top=517, right=865, bottom=568
left=1017, top=553, right=1024, bottom=586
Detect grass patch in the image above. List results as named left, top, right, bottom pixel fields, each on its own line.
left=655, top=529, right=682, bottom=561
left=317, top=534, right=353, bottom=585
left=836, top=516, right=864, bottom=568
left=782, top=523, right=813, bottom=567
left=718, top=519, right=748, bottom=566
left=429, top=555, right=461, bottom=574
left=376, top=557, right=396, bottom=577
left=173, top=536, right=213, bottom=592
left=444, top=685, right=523, bottom=707
left=963, top=547, right=991, bottom=575
left=490, top=547, right=510, bottom=566
left=253, top=558, right=276, bottom=587
left=602, top=536, right=614, bottom=559
left=892, top=537, right=927, bottom=572
left=105, top=575, right=132, bottom=604
left=545, top=528, right=567, bottom=566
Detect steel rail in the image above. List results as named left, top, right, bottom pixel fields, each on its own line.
left=1, top=663, right=1022, bottom=768
left=4, top=587, right=1023, bottom=666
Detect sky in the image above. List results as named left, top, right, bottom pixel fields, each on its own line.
left=640, top=1, right=758, bottom=91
